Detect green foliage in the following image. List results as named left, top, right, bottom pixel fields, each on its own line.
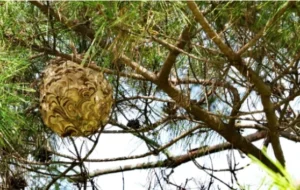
left=249, top=150, right=299, bottom=190
left=0, top=48, right=34, bottom=147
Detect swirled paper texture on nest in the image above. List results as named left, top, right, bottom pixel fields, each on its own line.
left=40, top=61, right=113, bottom=137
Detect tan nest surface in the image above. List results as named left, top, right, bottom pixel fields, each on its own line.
left=40, top=61, right=113, bottom=137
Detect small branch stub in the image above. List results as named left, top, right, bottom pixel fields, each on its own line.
left=40, top=60, right=113, bottom=137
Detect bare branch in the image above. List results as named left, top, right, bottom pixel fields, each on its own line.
left=85, top=130, right=267, bottom=177
left=157, top=26, right=192, bottom=83
left=186, top=1, right=237, bottom=60
left=119, top=54, right=158, bottom=82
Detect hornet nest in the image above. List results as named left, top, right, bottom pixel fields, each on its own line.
left=39, top=60, right=113, bottom=137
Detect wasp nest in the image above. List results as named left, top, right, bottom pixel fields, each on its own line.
left=40, top=60, right=113, bottom=137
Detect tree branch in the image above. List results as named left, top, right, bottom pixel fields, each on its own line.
left=151, top=34, right=223, bottom=65
left=85, top=130, right=267, bottom=177
left=187, top=1, right=285, bottom=167
left=157, top=26, right=192, bottom=84
left=186, top=2, right=237, bottom=60
left=237, top=1, right=294, bottom=55
left=30, top=1, right=95, bottom=39
left=119, top=54, right=158, bottom=82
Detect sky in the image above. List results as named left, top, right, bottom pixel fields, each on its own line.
left=53, top=127, right=300, bottom=190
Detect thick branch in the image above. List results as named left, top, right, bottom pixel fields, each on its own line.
left=281, top=131, right=300, bottom=142
left=186, top=1, right=237, bottom=59
left=157, top=26, right=192, bottom=83
left=187, top=1, right=285, bottom=166
left=119, top=54, right=157, bottom=82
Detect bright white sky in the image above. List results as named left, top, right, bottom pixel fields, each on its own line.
left=55, top=129, right=300, bottom=190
